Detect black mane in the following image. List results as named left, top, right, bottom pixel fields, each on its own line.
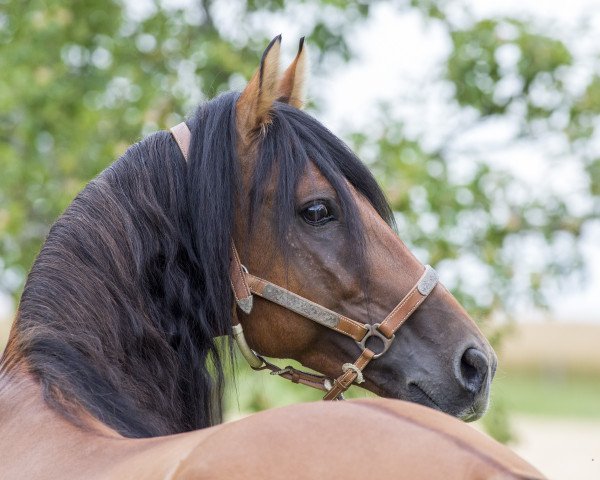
left=1, top=92, right=392, bottom=438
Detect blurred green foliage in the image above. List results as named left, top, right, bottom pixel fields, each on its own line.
left=448, top=19, right=573, bottom=117
left=1, top=0, right=599, bottom=441
left=350, top=12, right=599, bottom=319
left=492, top=369, right=600, bottom=420
left=0, top=0, right=372, bottom=290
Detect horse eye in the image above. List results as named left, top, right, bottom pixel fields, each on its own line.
left=301, top=202, right=332, bottom=226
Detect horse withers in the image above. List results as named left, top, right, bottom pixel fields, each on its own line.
left=0, top=36, right=543, bottom=479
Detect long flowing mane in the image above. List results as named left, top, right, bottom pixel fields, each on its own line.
left=0, top=92, right=392, bottom=438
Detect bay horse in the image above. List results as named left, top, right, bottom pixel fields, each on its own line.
left=0, top=36, right=544, bottom=479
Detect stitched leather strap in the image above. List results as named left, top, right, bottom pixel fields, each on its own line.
left=254, top=356, right=336, bottom=393
left=323, top=349, right=375, bottom=401
left=230, top=243, right=253, bottom=314
left=377, top=265, right=438, bottom=338
left=245, top=274, right=368, bottom=342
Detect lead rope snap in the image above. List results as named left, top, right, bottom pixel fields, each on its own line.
left=342, top=363, right=364, bottom=384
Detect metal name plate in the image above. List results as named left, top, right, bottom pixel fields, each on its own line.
left=417, top=265, right=438, bottom=296
left=262, top=283, right=340, bottom=329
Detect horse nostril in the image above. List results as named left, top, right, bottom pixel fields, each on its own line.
left=456, top=347, right=489, bottom=395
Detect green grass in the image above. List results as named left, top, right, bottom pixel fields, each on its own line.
left=489, top=369, right=600, bottom=419
left=226, top=359, right=600, bottom=420
left=225, top=357, right=600, bottom=417
left=225, top=359, right=600, bottom=444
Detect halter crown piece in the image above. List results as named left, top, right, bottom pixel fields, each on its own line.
left=169, top=122, right=439, bottom=400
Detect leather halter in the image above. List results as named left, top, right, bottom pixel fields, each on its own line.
left=169, top=122, right=439, bottom=400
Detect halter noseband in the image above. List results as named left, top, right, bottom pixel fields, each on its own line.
left=170, top=122, right=439, bottom=400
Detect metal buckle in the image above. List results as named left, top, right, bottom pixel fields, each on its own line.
left=357, top=323, right=394, bottom=359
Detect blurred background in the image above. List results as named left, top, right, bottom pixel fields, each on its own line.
left=1, top=0, right=599, bottom=478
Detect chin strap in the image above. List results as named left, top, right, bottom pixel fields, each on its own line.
left=169, top=122, right=439, bottom=401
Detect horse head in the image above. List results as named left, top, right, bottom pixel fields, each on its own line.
left=2, top=37, right=496, bottom=440
left=227, top=36, right=497, bottom=421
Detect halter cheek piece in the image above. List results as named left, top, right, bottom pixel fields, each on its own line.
left=170, top=122, right=439, bottom=401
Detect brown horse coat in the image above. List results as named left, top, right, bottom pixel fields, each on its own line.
left=0, top=373, right=544, bottom=479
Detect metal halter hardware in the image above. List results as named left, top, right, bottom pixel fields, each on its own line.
left=358, top=323, right=394, bottom=359
left=233, top=260, right=439, bottom=400
left=169, top=122, right=440, bottom=401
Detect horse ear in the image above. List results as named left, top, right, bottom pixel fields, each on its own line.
left=278, top=37, right=308, bottom=109
left=237, top=35, right=282, bottom=142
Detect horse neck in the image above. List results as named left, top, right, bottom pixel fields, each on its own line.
left=1, top=139, right=225, bottom=437
left=0, top=368, right=119, bottom=437
left=0, top=369, right=144, bottom=480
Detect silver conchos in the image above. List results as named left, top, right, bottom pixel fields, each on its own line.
left=417, top=265, right=438, bottom=296
left=262, top=283, right=340, bottom=329
left=236, top=296, right=254, bottom=314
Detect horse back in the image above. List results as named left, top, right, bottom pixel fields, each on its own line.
left=106, top=399, right=544, bottom=480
